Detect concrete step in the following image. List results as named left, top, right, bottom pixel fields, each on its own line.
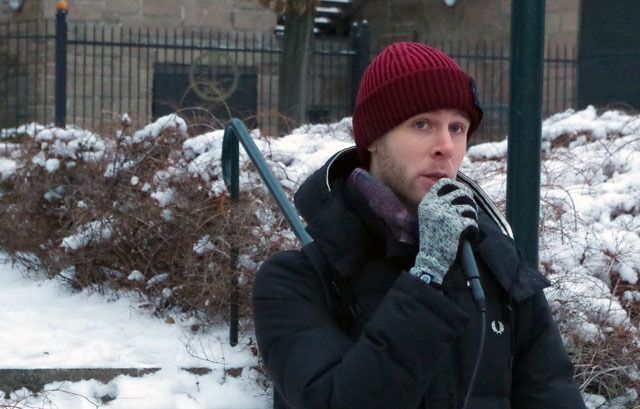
left=0, top=367, right=213, bottom=398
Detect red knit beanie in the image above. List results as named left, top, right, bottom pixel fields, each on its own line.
left=352, top=42, right=483, bottom=161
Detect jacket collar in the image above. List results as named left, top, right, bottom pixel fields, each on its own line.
left=296, top=147, right=414, bottom=277
left=294, top=146, right=359, bottom=226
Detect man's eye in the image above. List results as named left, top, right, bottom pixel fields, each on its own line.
left=415, top=120, right=428, bottom=129
left=450, top=123, right=467, bottom=133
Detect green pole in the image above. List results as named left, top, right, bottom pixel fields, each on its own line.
left=507, top=0, right=546, bottom=269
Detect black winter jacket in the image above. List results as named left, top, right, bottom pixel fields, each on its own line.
left=253, top=147, right=586, bottom=409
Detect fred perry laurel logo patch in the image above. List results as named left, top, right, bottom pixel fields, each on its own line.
left=491, top=320, right=505, bottom=335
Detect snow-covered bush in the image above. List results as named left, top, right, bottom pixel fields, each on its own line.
left=0, top=114, right=302, bottom=323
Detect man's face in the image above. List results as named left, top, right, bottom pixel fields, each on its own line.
left=367, top=109, right=470, bottom=212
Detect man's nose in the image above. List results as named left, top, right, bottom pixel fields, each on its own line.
left=431, top=129, right=454, bottom=157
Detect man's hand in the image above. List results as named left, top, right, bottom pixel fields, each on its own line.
left=409, top=178, right=479, bottom=286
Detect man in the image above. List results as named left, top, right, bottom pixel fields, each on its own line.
left=253, top=42, right=586, bottom=409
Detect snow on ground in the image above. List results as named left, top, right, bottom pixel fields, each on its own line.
left=0, top=255, right=268, bottom=409
left=1, top=106, right=639, bottom=407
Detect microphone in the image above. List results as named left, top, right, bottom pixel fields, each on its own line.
left=460, top=241, right=486, bottom=312
left=460, top=240, right=487, bottom=409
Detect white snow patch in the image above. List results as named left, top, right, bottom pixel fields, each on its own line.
left=61, top=219, right=114, bottom=251
left=127, top=270, right=145, bottom=282
left=0, top=158, right=17, bottom=180
left=151, top=188, right=176, bottom=208
left=193, top=235, right=216, bottom=255
left=128, top=114, right=188, bottom=145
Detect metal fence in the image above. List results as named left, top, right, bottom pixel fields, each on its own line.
left=0, top=19, right=577, bottom=143
left=0, top=20, right=50, bottom=129
left=0, top=19, right=358, bottom=136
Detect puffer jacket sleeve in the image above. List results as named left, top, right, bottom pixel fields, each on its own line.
left=511, top=291, right=587, bottom=409
left=252, top=249, right=470, bottom=409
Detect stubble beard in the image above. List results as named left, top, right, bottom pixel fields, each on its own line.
left=375, top=141, right=420, bottom=213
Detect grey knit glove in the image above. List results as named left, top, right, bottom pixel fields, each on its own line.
left=409, top=178, right=479, bottom=286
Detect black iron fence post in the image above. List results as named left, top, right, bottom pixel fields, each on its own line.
left=349, top=20, right=370, bottom=111
left=55, top=1, right=68, bottom=128
left=507, top=0, right=546, bottom=269
left=229, top=247, right=239, bottom=347
left=224, top=127, right=240, bottom=347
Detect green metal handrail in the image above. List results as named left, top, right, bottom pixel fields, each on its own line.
left=221, top=118, right=312, bottom=244
left=221, top=118, right=312, bottom=347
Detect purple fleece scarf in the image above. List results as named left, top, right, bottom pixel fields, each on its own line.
left=347, top=168, right=419, bottom=244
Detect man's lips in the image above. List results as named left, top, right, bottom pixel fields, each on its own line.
left=420, top=172, right=449, bottom=181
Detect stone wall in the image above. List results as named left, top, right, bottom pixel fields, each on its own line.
left=355, top=0, right=580, bottom=51
left=545, top=0, right=580, bottom=50
left=2, top=0, right=277, bottom=32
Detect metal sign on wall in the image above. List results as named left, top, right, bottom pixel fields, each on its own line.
left=152, top=62, right=258, bottom=132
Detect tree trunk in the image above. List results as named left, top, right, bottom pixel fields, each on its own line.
left=278, top=3, right=314, bottom=131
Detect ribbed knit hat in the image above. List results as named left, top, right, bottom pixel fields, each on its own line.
left=352, top=42, right=483, bottom=161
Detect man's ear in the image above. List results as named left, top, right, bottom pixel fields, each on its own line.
left=367, top=139, right=378, bottom=153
